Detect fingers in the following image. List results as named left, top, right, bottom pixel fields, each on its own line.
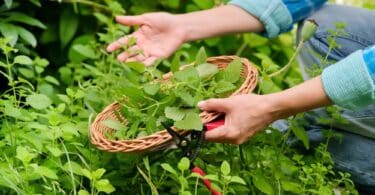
left=205, top=126, right=228, bottom=143
left=116, top=15, right=145, bottom=26
left=117, top=45, right=145, bottom=62
left=107, top=36, right=131, bottom=52
left=143, top=56, right=158, bottom=66
left=117, top=49, right=157, bottom=66
left=198, top=98, right=229, bottom=113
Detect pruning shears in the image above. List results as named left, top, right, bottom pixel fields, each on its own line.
left=162, top=117, right=225, bottom=195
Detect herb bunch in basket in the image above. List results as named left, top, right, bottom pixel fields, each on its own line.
left=104, top=52, right=245, bottom=140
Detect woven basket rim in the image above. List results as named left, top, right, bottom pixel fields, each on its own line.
left=90, top=55, right=258, bottom=153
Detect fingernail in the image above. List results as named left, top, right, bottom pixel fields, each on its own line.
left=117, top=55, right=125, bottom=62
left=197, top=101, right=205, bottom=108
left=106, top=46, right=113, bottom=52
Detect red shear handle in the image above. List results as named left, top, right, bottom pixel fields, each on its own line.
left=204, top=119, right=225, bottom=131
left=191, top=166, right=221, bottom=195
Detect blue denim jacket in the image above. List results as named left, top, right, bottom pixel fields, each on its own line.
left=229, top=0, right=375, bottom=110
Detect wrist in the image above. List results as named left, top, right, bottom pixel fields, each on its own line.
left=174, top=14, right=192, bottom=43
left=263, top=93, right=290, bottom=121
left=265, top=76, right=332, bottom=120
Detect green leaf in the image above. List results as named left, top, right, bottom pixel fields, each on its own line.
left=44, top=76, right=60, bottom=86
left=94, top=179, right=115, bottom=193
left=291, top=117, right=309, bottom=149
left=244, top=33, right=268, bottom=47
left=30, top=0, right=41, bottom=7
left=68, top=35, right=95, bottom=62
left=223, top=58, right=242, bottom=83
left=5, top=12, right=46, bottom=29
left=193, top=0, right=214, bottom=9
left=253, top=173, right=274, bottom=195
left=26, top=94, right=52, bottom=110
left=78, top=190, right=90, bottom=195
left=259, top=75, right=282, bottom=94
left=281, top=181, right=302, bottom=193
left=143, top=83, right=160, bottom=95
left=93, top=12, right=109, bottom=24
left=174, top=112, right=202, bottom=131
left=178, top=157, right=190, bottom=171
left=165, top=107, right=185, bottom=121
left=102, top=119, right=127, bottom=131
left=0, top=23, right=18, bottom=46
left=63, top=161, right=83, bottom=176
left=146, top=117, right=157, bottom=133
left=92, top=168, right=106, bottom=180
left=196, top=63, right=218, bottom=79
left=4, top=0, right=12, bottom=8
left=195, top=47, right=207, bottom=65
left=125, top=61, right=146, bottom=73
left=14, top=55, right=32, bottom=65
left=176, top=91, right=195, bottom=107
left=81, top=169, right=92, bottom=180
left=37, top=166, right=58, bottom=180
left=230, top=176, right=246, bottom=185
left=46, top=146, right=63, bottom=157
left=170, top=53, right=181, bottom=73
left=161, top=163, right=177, bottom=176
left=72, top=44, right=97, bottom=59
left=15, top=26, right=37, bottom=47
left=16, top=146, right=36, bottom=164
left=60, top=7, right=79, bottom=48
left=34, top=57, right=49, bottom=67
left=220, top=161, right=230, bottom=176
left=3, top=104, right=22, bottom=118
left=174, top=66, right=199, bottom=82
left=18, top=68, right=34, bottom=78
left=215, top=80, right=236, bottom=94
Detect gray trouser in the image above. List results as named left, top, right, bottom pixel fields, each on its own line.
left=275, top=4, right=375, bottom=192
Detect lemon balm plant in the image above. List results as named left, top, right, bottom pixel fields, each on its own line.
left=0, top=0, right=360, bottom=194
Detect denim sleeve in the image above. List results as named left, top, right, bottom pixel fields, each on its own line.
left=229, top=0, right=293, bottom=38
left=283, top=0, right=327, bottom=22
left=228, top=0, right=327, bottom=37
left=322, top=50, right=375, bottom=110
left=363, top=45, right=375, bottom=85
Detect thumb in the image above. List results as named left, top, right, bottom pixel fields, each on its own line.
left=197, top=98, right=229, bottom=113
left=116, top=15, right=145, bottom=26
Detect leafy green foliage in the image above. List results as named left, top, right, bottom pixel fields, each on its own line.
left=0, top=0, right=361, bottom=194
left=109, top=51, right=242, bottom=138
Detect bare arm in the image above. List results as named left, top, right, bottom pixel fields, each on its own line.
left=107, top=5, right=264, bottom=65
left=272, top=76, right=332, bottom=119
left=198, top=76, right=332, bottom=144
left=178, top=5, right=264, bottom=42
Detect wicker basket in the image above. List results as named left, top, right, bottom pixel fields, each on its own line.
left=90, top=56, right=258, bottom=153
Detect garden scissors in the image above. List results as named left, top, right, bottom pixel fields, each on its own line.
left=162, top=117, right=225, bottom=195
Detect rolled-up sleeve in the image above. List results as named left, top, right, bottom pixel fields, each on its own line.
left=228, top=0, right=327, bottom=37
left=283, top=0, right=327, bottom=22
left=322, top=49, right=375, bottom=110
left=363, top=45, right=375, bottom=85
left=229, top=0, right=293, bottom=38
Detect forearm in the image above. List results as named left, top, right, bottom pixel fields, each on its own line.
left=269, top=76, right=332, bottom=119
left=177, top=5, right=264, bottom=42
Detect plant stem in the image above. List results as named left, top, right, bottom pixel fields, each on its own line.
left=60, top=138, right=77, bottom=195
left=269, top=40, right=304, bottom=78
left=60, top=0, right=111, bottom=12
left=235, top=41, right=247, bottom=56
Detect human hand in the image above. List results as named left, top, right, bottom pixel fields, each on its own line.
left=106, top=13, right=186, bottom=66
left=198, top=94, right=280, bottom=144
left=197, top=76, right=331, bottom=144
